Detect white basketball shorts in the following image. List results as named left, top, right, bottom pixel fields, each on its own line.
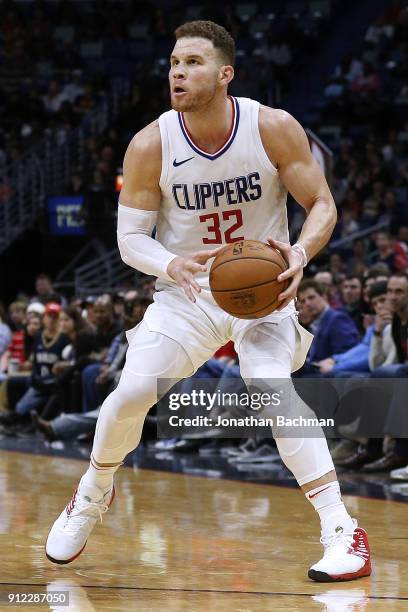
left=126, top=281, right=313, bottom=374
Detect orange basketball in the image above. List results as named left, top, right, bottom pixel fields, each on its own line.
left=209, top=239, right=289, bottom=319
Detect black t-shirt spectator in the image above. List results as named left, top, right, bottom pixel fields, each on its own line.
left=73, top=330, right=98, bottom=360
left=63, top=329, right=98, bottom=369
left=94, top=322, right=122, bottom=353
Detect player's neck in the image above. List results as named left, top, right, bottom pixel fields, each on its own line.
left=182, top=95, right=233, bottom=154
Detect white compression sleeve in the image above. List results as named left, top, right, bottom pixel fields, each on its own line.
left=117, top=204, right=178, bottom=281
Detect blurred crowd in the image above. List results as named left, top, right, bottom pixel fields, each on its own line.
left=0, top=0, right=112, bottom=167
left=0, top=272, right=154, bottom=442
left=1, top=1, right=408, bottom=491
left=0, top=0, right=338, bottom=202
left=315, top=1, right=408, bottom=247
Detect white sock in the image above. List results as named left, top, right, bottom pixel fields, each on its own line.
left=79, top=455, right=121, bottom=498
left=305, top=481, right=355, bottom=535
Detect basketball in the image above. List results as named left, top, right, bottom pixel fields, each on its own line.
left=209, top=239, right=289, bottom=319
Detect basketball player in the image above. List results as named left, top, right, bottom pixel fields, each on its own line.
left=46, top=21, right=371, bottom=582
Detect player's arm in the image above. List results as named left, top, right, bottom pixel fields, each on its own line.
left=118, top=122, right=222, bottom=302
left=259, top=107, right=337, bottom=309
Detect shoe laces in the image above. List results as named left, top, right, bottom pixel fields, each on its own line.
left=64, top=495, right=109, bottom=536
left=320, top=530, right=354, bottom=554
left=320, top=519, right=357, bottom=556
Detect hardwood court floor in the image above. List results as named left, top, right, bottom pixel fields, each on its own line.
left=0, top=450, right=407, bottom=611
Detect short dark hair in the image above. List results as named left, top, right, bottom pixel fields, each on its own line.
left=366, top=263, right=390, bottom=280
left=368, top=281, right=387, bottom=302
left=174, top=20, right=235, bottom=66
left=124, top=296, right=152, bottom=317
left=343, top=274, right=362, bottom=284
left=298, top=279, right=327, bottom=297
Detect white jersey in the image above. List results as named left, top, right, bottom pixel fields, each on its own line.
left=157, top=96, right=290, bottom=289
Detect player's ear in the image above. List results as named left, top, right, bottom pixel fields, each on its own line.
left=219, top=65, right=234, bottom=86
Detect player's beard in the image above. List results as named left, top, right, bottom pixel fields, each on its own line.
left=170, top=82, right=217, bottom=113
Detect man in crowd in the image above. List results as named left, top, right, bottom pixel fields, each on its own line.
left=370, top=231, right=408, bottom=273
left=340, top=275, right=364, bottom=333
left=295, top=280, right=360, bottom=376
left=81, top=295, right=122, bottom=413
left=30, top=274, right=65, bottom=306
left=338, top=273, right=408, bottom=471
left=317, top=281, right=388, bottom=377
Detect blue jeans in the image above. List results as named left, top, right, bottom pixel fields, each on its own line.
left=370, top=364, right=408, bottom=378
left=330, top=370, right=369, bottom=379
left=81, top=363, right=102, bottom=413
left=193, top=358, right=227, bottom=379
left=51, top=408, right=100, bottom=440
left=15, top=386, right=50, bottom=416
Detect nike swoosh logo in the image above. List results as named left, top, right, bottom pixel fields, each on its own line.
left=173, top=156, right=194, bottom=167
left=308, top=485, right=331, bottom=499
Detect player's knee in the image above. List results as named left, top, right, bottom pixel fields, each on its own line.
left=104, top=375, right=157, bottom=420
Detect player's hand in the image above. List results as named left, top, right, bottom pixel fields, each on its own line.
left=266, top=238, right=304, bottom=311
left=167, top=247, right=225, bottom=303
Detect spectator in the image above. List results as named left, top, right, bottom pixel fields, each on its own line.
left=317, top=281, right=388, bottom=376
left=0, top=303, right=69, bottom=429
left=92, top=296, right=151, bottom=405
left=81, top=296, right=97, bottom=327
left=4, top=310, right=42, bottom=373
left=1, top=301, right=27, bottom=372
left=370, top=273, right=408, bottom=373
left=1, top=311, right=43, bottom=411
left=295, top=280, right=360, bottom=375
left=81, top=295, right=144, bottom=413
left=329, top=253, right=345, bottom=279
left=30, top=273, right=64, bottom=306
left=314, top=271, right=342, bottom=309
left=368, top=286, right=397, bottom=371
left=31, top=296, right=152, bottom=441
left=26, top=302, right=46, bottom=316
left=346, top=240, right=369, bottom=276
left=338, top=274, right=408, bottom=472
left=370, top=231, right=408, bottom=273
left=7, top=301, right=26, bottom=332
left=340, top=275, right=364, bottom=333
left=39, top=306, right=97, bottom=420
left=339, top=209, right=360, bottom=239
left=362, top=265, right=390, bottom=310
left=92, top=295, right=121, bottom=356
left=0, top=304, right=12, bottom=362
left=21, top=312, right=42, bottom=368
left=42, top=80, right=67, bottom=114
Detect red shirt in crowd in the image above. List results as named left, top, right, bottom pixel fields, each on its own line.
left=8, top=330, right=25, bottom=364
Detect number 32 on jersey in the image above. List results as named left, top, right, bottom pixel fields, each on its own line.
left=199, top=210, right=244, bottom=244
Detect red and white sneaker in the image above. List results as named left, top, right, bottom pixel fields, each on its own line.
left=308, top=520, right=371, bottom=582
left=46, top=483, right=115, bottom=565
